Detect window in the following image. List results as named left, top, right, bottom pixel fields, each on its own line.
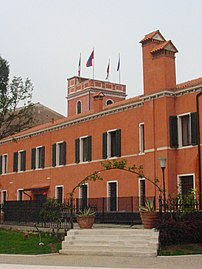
left=107, top=181, right=118, bottom=211
left=13, top=151, right=26, bottom=172
left=79, top=184, right=88, bottom=210
left=106, top=99, right=113, bottom=106
left=76, top=101, right=82, bottom=114
left=55, top=186, right=64, bottom=203
left=139, top=178, right=145, bottom=207
left=52, top=142, right=66, bottom=167
left=1, top=190, right=7, bottom=204
left=75, top=136, right=92, bottom=163
left=139, top=123, right=145, bottom=153
left=178, top=175, right=194, bottom=197
left=0, top=154, right=8, bottom=174
left=17, top=189, right=23, bottom=201
left=102, top=129, right=121, bottom=159
left=31, top=146, right=45, bottom=169
left=170, top=112, right=198, bottom=148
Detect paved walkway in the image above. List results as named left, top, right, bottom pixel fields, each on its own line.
left=0, top=253, right=202, bottom=269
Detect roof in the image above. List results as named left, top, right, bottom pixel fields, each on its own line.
left=151, top=40, right=178, bottom=54
left=140, top=30, right=165, bottom=43
left=176, top=77, right=202, bottom=90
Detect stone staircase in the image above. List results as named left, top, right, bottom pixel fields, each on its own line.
left=60, top=228, right=159, bottom=257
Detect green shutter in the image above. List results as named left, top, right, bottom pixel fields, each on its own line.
left=13, top=152, right=18, bottom=172
left=41, top=146, right=45, bottom=168
left=102, top=132, right=107, bottom=159
left=22, top=151, right=26, bottom=171
left=31, top=148, right=36, bottom=170
left=170, top=116, right=178, bottom=148
left=61, top=141, right=66, bottom=165
left=52, top=144, right=56, bottom=167
left=75, top=139, right=80, bottom=163
left=191, top=112, right=199, bottom=145
left=87, top=136, right=92, bottom=161
left=115, top=129, right=121, bottom=157
left=0, top=155, right=2, bottom=175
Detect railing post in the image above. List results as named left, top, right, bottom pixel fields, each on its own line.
left=131, top=196, right=134, bottom=226
left=69, top=196, right=74, bottom=229
left=102, top=197, right=105, bottom=223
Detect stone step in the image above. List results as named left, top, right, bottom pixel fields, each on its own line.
left=64, top=239, right=157, bottom=245
left=59, top=248, right=157, bottom=257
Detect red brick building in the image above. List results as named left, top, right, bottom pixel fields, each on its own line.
left=0, top=30, right=202, bottom=211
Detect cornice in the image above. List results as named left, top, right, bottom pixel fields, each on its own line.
left=0, top=84, right=201, bottom=145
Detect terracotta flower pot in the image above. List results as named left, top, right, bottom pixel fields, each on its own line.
left=76, top=216, right=95, bottom=229
left=140, top=212, right=159, bottom=229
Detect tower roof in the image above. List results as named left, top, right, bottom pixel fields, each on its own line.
left=151, top=40, right=178, bottom=54
left=140, top=30, right=165, bottom=44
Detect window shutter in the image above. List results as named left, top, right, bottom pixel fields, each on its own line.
left=22, top=151, right=26, bottom=171
left=191, top=112, right=199, bottom=145
left=13, top=152, right=18, bottom=172
left=115, top=129, right=121, bottom=157
left=52, top=144, right=56, bottom=167
left=87, top=136, right=92, bottom=161
left=31, top=148, right=36, bottom=170
left=61, top=141, right=66, bottom=165
left=75, top=139, right=80, bottom=163
left=41, top=146, right=45, bottom=168
left=170, top=116, right=178, bottom=148
left=0, top=156, right=2, bottom=175
left=102, top=132, right=107, bottom=159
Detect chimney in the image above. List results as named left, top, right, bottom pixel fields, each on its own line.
left=93, top=92, right=105, bottom=113
left=140, top=30, right=178, bottom=95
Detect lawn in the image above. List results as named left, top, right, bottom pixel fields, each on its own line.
left=160, top=243, right=202, bottom=256
left=0, top=228, right=62, bottom=254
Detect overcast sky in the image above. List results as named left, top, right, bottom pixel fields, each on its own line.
left=1, top=0, right=202, bottom=115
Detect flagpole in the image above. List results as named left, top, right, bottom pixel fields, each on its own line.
left=119, top=53, right=121, bottom=84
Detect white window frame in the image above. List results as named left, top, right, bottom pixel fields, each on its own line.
left=177, top=113, right=191, bottom=148
left=79, top=183, right=89, bottom=208
left=56, top=141, right=64, bottom=166
left=17, top=189, right=24, bottom=201
left=138, top=178, right=145, bottom=207
left=18, top=150, right=24, bottom=172
left=107, top=180, right=118, bottom=211
left=76, top=100, right=82, bottom=114
left=177, top=173, right=195, bottom=195
left=139, top=122, right=145, bottom=154
left=36, top=146, right=43, bottom=169
left=2, top=154, right=8, bottom=174
left=55, top=185, right=64, bottom=203
left=1, top=190, right=7, bottom=204
left=79, top=135, right=88, bottom=163
left=107, top=129, right=117, bottom=159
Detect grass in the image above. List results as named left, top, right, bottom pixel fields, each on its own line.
left=0, top=228, right=62, bottom=255
left=160, top=243, right=202, bottom=256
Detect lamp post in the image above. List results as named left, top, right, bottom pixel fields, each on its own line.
left=159, top=157, right=167, bottom=212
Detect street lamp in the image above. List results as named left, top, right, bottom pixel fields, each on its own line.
left=159, top=157, right=167, bottom=212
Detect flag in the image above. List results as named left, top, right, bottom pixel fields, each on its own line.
left=86, top=50, right=94, bottom=67
left=117, top=54, right=120, bottom=71
left=106, top=60, right=110, bottom=80
left=78, top=53, right=81, bottom=76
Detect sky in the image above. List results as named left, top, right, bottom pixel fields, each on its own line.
left=0, top=0, right=202, bottom=115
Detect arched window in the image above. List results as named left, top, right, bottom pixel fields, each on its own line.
left=77, top=101, right=82, bottom=114
left=106, top=99, right=113, bottom=106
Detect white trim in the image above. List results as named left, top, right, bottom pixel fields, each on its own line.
left=79, top=135, right=89, bottom=163
left=106, top=129, right=118, bottom=158
left=55, top=141, right=65, bottom=166
left=177, top=113, right=191, bottom=148
left=2, top=154, right=8, bottom=174
left=139, top=122, right=145, bottom=154
left=107, top=180, right=118, bottom=211
left=177, top=173, right=195, bottom=194
left=55, top=185, right=64, bottom=203
left=17, top=188, right=24, bottom=201
left=1, top=190, right=7, bottom=204
left=144, top=149, right=155, bottom=153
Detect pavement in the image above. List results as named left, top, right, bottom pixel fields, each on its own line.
left=0, top=253, right=202, bottom=269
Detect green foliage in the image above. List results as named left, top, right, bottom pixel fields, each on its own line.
left=77, top=207, right=95, bottom=217
left=0, top=228, right=61, bottom=254
left=39, top=199, right=65, bottom=223
left=139, top=199, right=155, bottom=212
left=0, top=56, right=34, bottom=140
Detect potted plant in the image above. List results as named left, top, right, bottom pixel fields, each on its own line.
left=140, top=199, right=159, bottom=229
left=76, top=208, right=95, bottom=229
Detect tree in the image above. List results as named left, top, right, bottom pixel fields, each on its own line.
left=0, top=56, right=34, bottom=140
